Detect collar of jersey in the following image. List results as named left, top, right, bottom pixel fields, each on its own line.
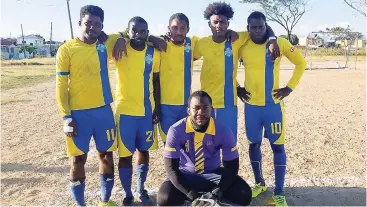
left=185, top=117, right=216, bottom=135
left=169, top=38, right=188, bottom=47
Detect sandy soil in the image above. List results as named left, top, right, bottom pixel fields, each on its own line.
left=1, top=62, right=366, bottom=206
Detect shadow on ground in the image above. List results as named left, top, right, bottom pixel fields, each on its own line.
left=146, top=187, right=366, bottom=206
left=1, top=163, right=98, bottom=173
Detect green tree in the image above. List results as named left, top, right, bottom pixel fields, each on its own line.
left=325, top=26, right=364, bottom=40
left=18, top=45, right=38, bottom=57
left=240, top=0, right=309, bottom=41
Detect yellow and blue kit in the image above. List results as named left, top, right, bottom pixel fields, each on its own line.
left=159, top=36, right=199, bottom=142
left=239, top=37, right=306, bottom=196
left=105, top=34, right=160, bottom=157
left=56, top=38, right=116, bottom=157
left=239, top=37, right=306, bottom=144
left=193, top=32, right=250, bottom=142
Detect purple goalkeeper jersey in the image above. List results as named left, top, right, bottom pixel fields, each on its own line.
left=164, top=117, right=239, bottom=174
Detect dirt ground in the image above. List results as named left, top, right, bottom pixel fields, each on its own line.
left=1, top=60, right=366, bottom=206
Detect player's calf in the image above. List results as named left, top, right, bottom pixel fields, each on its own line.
left=98, top=152, right=115, bottom=204
left=136, top=150, right=153, bottom=205
left=70, top=154, right=87, bottom=206
left=249, top=143, right=268, bottom=198
left=70, top=154, right=87, bottom=180
left=270, top=143, right=286, bottom=196
left=118, top=156, right=134, bottom=205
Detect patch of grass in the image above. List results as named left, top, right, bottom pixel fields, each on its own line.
left=1, top=98, right=31, bottom=105
left=2, top=62, right=45, bottom=66
left=1, top=58, right=56, bottom=66
left=1, top=66, right=55, bottom=90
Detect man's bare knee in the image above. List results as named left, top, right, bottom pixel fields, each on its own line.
left=70, top=154, right=87, bottom=180
left=98, top=151, right=113, bottom=164
left=118, top=156, right=133, bottom=168
left=136, top=150, right=149, bottom=165
left=71, top=154, right=87, bottom=168
left=98, top=151, right=114, bottom=173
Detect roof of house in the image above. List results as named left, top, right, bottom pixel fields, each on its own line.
left=17, top=34, right=45, bottom=40
left=1, top=38, right=17, bottom=46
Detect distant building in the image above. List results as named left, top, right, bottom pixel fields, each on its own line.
left=16, top=34, right=45, bottom=46
left=299, top=35, right=324, bottom=48
left=336, top=39, right=366, bottom=49
left=1, top=38, right=20, bottom=59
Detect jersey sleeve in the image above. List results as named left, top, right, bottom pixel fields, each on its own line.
left=163, top=127, right=181, bottom=159
left=190, top=36, right=200, bottom=50
left=105, top=33, right=124, bottom=60
left=220, top=125, right=239, bottom=161
left=153, top=50, right=161, bottom=73
left=279, top=38, right=307, bottom=90
left=55, top=45, right=71, bottom=118
left=193, top=38, right=203, bottom=59
left=235, top=31, right=250, bottom=48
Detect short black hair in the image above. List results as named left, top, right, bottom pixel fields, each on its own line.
left=80, top=5, right=104, bottom=22
left=247, top=11, right=266, bottom=24
left=169, top=13, right=190, bottom=28
left=203, top=2, right=234, bottom=20
left=128, top=16, right=148, bottom=28
left=188, top=90, right=213, bottom=106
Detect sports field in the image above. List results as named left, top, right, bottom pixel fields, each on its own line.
left=1, top=57, right=366, bottom=206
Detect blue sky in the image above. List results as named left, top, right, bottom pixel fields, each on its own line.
left=1, top=0, right=366, bottom=41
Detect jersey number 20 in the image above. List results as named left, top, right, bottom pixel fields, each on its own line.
left=146, top=131, right=153, bottom=142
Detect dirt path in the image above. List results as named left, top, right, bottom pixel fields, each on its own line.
left=1, top=68, right=366, bottom=206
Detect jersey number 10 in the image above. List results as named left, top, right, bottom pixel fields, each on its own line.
left=270, top=122, right=282, bottom=134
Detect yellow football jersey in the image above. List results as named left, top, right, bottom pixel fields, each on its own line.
left=193, top=32, right=249, bottom=108
left=106, top=35, right=160, bottom=116
left=160, top=36, right=199, bottom=105
left=239, top=37, right=307, bottom=106
left=56, top=38, right=113, bottom=118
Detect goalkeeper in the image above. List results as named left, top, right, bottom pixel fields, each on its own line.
left=156, top=91, right=252, bottom=206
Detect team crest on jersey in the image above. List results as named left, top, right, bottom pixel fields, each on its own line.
left=184, top=43, right=192, bottom=53
left=145, top=54, right=153, bottom=64
left=206, top=140, right=214, bottom=146
left=224, top=48, right=233, bottom=57
left=96, top=44, right=106, bottom=52
left=185, top=140, right=190, bottom=152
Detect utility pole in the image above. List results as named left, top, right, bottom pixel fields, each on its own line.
left=66, top=0, right=74, bottom=39
left=21, top=24, right=26, bottom=58
left=49, top=22, right=53, bottom=56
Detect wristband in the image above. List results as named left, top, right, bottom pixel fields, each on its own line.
left=63, top=118, right=73, bottom=133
